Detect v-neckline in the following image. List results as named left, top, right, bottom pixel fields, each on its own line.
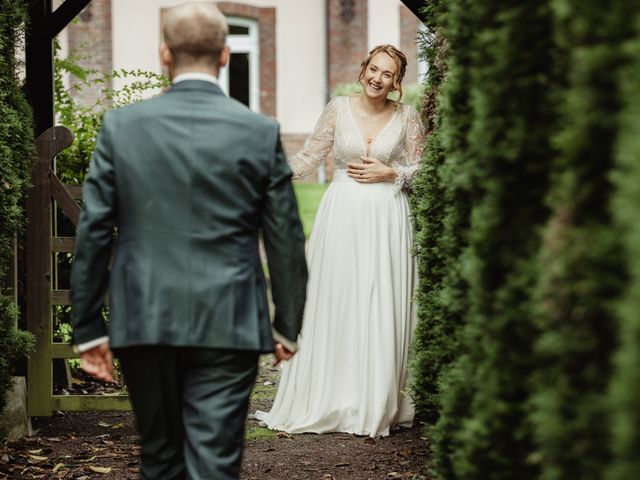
left=346, top=96, right=400, bottom=156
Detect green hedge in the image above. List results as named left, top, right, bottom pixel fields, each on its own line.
left=332, top=82, right=423, bottom=111
left=608, top=13, right=640, bottom=479
left=529, top=2, right=636, bottom=479
left=411, top=0, right=640, bottom=478
left=0, top=0, right=35, bottom=432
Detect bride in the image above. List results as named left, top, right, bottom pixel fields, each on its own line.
left=259, top=44, right=425, bottom=437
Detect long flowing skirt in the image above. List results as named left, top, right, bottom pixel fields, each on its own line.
left=260, top=170, right=417, bottom=437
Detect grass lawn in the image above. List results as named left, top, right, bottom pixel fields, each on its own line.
left=293, top=182, right=329, bottom=238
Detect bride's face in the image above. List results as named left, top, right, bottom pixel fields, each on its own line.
left=360, top=52, right=398, bottom=101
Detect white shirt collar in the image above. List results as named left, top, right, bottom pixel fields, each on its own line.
left=172, top=72, right=219, bottom=85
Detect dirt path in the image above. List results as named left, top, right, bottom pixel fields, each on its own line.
left=0, top=357, right=430, bottom=479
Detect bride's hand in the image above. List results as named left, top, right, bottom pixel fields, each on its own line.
left=347, top=157, right=397, bottom=183
left=273, top=343, right=295, bottom=366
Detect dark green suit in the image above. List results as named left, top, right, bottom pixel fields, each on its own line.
left=71, top=80, right=307, bottom=479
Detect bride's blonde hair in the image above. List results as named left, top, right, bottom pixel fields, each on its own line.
left=358, top=45, right=408, bottom=101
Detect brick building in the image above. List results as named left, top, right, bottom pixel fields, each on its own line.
left=59, top=0, right=424, bottom=181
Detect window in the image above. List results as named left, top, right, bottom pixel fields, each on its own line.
left=219, top=17, right=259, bottom=112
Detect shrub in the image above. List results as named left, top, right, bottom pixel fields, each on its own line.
left=0, top=0, right=36, bottom=433
left=332, top=82, right=424, bottom=111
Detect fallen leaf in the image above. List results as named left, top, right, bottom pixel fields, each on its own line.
left=335, top=462, right=350, bottom=467
left=276, top=432, right=294, bottom=439
left=88, top=465, right=112, bottom=473
left=322, top=475, right=336, bottom=480
left=28, top=449, right=43, bottom=454
left=364, top=437, right=376, bottom=445
left=112, top=422, right=125, bottom=430
left=52, top=463, right=65, bottom=472
left=98, top=421, right=111, bottom=428
left=79, top=455, right=97, bottom=462
left=396, top=449, right=413, bottom=458
left=28, top=454, right=48, bottom=462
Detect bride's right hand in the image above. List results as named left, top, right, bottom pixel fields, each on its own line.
left=273, top=343, right=295, bottom=366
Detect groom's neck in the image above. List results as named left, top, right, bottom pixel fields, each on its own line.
left=170, top=65, right=219, bottom=81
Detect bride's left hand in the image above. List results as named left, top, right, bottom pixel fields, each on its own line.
left=347, top=156, right=397, bottom=184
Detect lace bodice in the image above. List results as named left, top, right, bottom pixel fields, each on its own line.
left=288, top=96, right=426, bottom=191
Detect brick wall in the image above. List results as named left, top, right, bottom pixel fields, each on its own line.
left=217, top=2, right=277, bottom=118
left=66, top=0, right=113, bottom=108
left=327, top=0, right=368, bottom=93
left=399, top=4, right=420, bottom=84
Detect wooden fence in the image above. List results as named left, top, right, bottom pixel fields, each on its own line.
left=26, top=126, right=131, bottom=416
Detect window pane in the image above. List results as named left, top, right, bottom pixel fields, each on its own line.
left=229, top=52, right=250, bottom=107
left=229, top=25, right=250, bottom=35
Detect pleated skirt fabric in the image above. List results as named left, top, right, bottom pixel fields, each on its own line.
left=259, top=170, right=417, bottom=437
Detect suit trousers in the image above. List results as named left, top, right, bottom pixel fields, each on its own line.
left=116, top=346, right=259, bottom=480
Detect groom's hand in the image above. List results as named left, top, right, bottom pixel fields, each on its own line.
left=273, top=343, right=295, bottom=366
left=80, top=343, right=115, bottom=382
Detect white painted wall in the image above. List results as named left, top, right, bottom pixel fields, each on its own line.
left=110, top=0, right=326, bottom=134
left=367, top=0, right=401, bottom=51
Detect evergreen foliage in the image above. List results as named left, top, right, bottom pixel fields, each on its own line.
left=0, top=0, right=36, bottom=430
left=443, top=2, right=555, bottom=478
left=410, top=0, right=475, bottom=438
left=412, top=0, right=640, bottom=478
left=529, top=2, right=637, bottom=479
left=53, top=48, right=169, bottom=183
left=607, top=14, right=640, bottom=479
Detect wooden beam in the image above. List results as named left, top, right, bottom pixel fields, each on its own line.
left=48, top=0, right=92, bottom=39
left=26, top=141, right=53, bottom=416
left=25, top=0, right=54, bottom=136
left=50, top=169, right=81, bottom=226
left=51, top=343, right=77, bottom=359
left=52, top=395, right=132, bottom=411
left=52, top=237, right=76, bottom=253
left=51, top=289, right=70, bottom=306
left=27, top=126, right=77, bottom=416
left=399, top=0, right=427, bottom=22
left=64, top=185, right=84, bottom=200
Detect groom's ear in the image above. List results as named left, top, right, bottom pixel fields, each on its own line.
left=219, top=46, right=230, bottom=69
left=160, top=43, right=172, bottom=68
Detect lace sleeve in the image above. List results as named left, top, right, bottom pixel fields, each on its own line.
left=288, top=98, right=337, bottom=179
left=391, top=105, right=426, bottom=192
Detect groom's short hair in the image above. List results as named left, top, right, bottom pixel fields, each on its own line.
left=163, top=2, right=228, bottom=67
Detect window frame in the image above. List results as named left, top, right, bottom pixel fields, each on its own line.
left=219, top=16, right=260, bottom=112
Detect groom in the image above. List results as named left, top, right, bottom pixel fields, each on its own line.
left=70, top=2, right=307, bottom=479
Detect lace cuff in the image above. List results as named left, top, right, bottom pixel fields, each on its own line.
left=392, top=162, right=407, bottom=194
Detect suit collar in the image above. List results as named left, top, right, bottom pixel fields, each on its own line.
left=167, top=80, right=225, bottom=96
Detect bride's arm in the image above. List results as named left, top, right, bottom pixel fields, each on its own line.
left=288, top=98, right=338, bottom=179
left=392, top=106, right=426, bottom=192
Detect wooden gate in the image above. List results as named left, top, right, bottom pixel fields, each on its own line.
left=26, top=126, right=131, bottom=416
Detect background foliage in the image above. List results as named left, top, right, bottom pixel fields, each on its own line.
left=0, top=0, right=35, bottom=435
left=411, top=0, right=640, bottom=478
left=332, top=82, right=423, bottom=111
left=54, top=45, right=169, bottom=183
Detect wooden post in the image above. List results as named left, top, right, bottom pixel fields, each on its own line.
left=25, top=0, right=94, bottom=136
left=25, top=0, right=54, bottom=137
left=26, top=127, right=73, bottom=417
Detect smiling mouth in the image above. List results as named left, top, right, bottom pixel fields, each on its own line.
left=368, top=82, right=382, bottom=91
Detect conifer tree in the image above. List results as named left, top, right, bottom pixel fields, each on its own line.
left=0, top=0, right=36, bottom=429
left=529, top=2, right=637, bottom=479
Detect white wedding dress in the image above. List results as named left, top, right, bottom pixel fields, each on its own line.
left=258, top=96, right=425, bottom=437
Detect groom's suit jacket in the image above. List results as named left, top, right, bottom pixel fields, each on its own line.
left=71, top=80, right=307, bottom=352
